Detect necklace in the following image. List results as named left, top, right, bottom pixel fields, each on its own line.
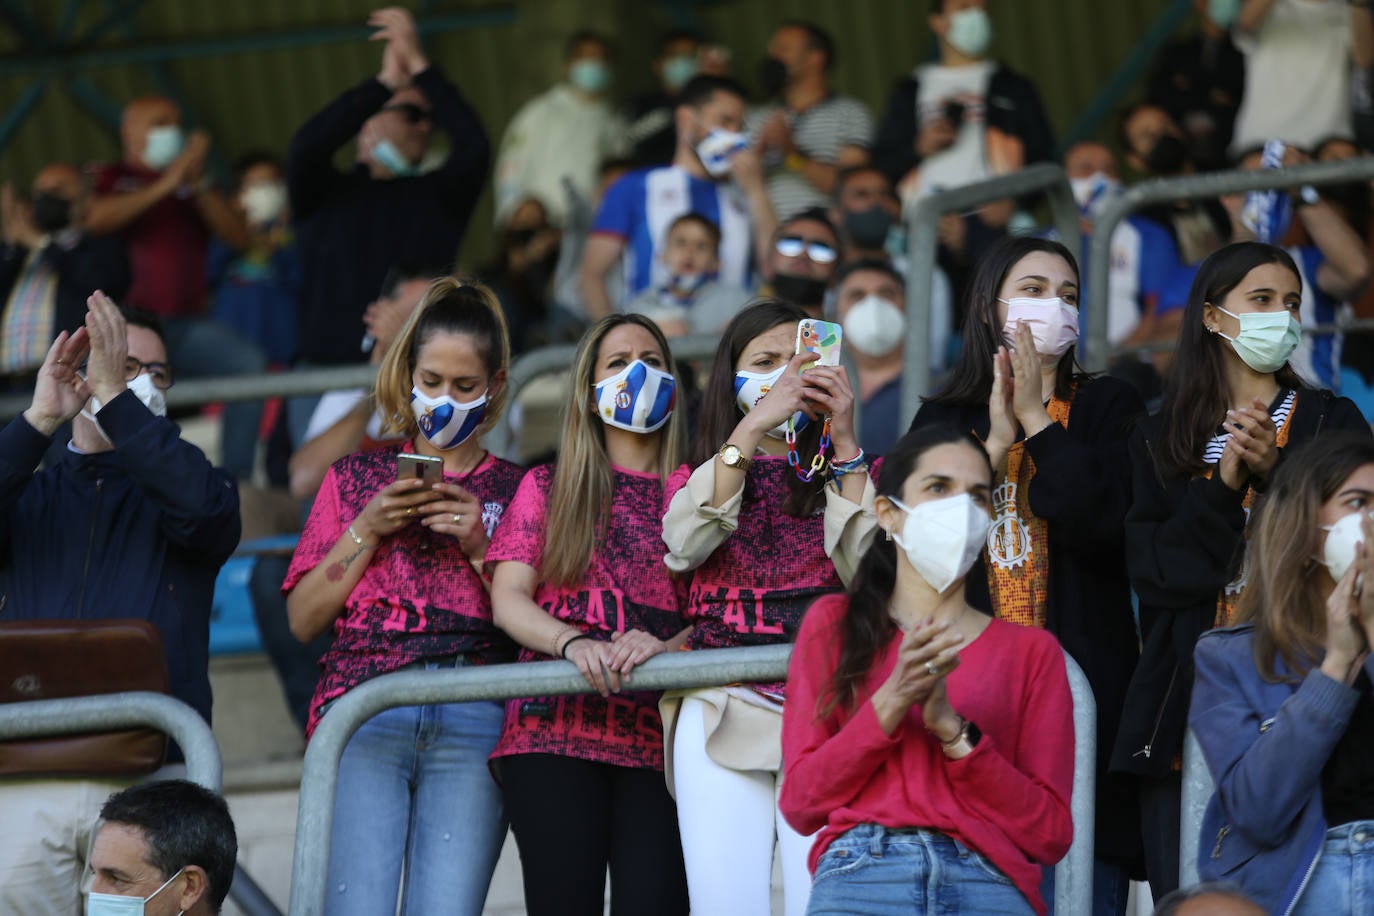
left=785, top=415, right=831, bottom=482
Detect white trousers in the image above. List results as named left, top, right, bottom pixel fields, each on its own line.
left=672, top=696, right=815, bottom=916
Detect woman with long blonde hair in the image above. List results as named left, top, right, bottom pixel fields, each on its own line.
left=283, top=276, right=522, bottom=916
left=487, top=313, right=691, bottom=915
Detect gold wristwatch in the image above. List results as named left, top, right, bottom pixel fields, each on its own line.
left=718, top=442, right=752, bottom=471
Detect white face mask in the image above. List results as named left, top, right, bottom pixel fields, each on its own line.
left=696, top=128, right=748, bottom=178
left=733, top=366, right=808, bottom=439
left=142, top=126, right=185, bottom=171
left=1068, top=172, right=1121, bottom=218
left=843, top=294, right=906, bottom=357
left=82, top=373, right=168, bottom=445
left=1322, top=512, right=1368, bottom=583
left=86, top=867, right=183, bottom=916
left=240, top=181, right=287, bottom=225
left=888, top=492, right=990, bottom=593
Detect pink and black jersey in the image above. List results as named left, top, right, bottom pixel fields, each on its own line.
left=486, top=464, right=683, bottom=771
left=283, top=446, right=524, bottom=738
left=666, top=457, right=841, bottom=698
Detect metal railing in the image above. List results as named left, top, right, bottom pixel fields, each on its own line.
left=1179, top=728, right=1214, bottom=888
left=902, top=163, right=1082, bottom=422
left=289, top=645, right=1100, bottom=916
left=1087, top=156, right=1374, bottom=371
left=0, top=691, right=282, bottom=915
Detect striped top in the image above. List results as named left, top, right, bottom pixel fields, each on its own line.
left=746, top=95, right=874, bottom=220
left=1202, top=389, right=1296, bottom=465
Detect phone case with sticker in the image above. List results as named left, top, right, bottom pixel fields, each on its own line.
left=795, top=319, right=843, bottom=370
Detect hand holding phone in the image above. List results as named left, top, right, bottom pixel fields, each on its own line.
left=396, top=452, right=443, bottom=485
left=795, top=319, right=843, bottom=372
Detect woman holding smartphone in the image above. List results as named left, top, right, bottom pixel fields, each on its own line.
left=283, top=277, right=521, bottom=916
left=781, top=424, right=1074, bottom=916
left=906, top=235, right=1145, bottom=909
left=1113, top=241, right=1370, bottom=898
left=661, top=299, right=869, bottom=916
left=1190, top=433, right=1374, bottom=915
left=487, top=314, right=691, bottom=916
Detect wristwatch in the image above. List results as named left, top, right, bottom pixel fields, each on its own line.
left=718, top=442, right=752, bottom=471
left=941, top=718, right=982, bottom=759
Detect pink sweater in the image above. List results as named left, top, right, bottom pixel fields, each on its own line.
left=780, top=594, right=1074, bottom=916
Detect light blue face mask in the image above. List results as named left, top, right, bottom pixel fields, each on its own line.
left=946, top=7, right=993, bottom=58
left=569, top=59, right=612, bottom=94
left=86, top=867, right=183, bottom=916
left=371, top=139, right=419, bottom=177
left=1208, top=0, right=1241, bottom=29
left=142, top=126, right=185, bottom=171
left=662, top=54, right=697, bottom=91
left=1214, top=305, right=1302, bottom=374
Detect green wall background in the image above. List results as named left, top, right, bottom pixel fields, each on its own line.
left=0, top=0, right=1183, bottom=267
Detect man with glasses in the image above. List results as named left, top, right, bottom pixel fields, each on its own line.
left=0, top=292, right=239, bottom=916
left=765, top=207, right=843, bottom=317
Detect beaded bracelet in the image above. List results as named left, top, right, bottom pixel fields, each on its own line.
left=549, top=625, right=578, bottom=659
left=831, top=449, right=867, bottom=478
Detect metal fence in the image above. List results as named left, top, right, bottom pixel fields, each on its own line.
left=902, top=163, right=1082, bottom=423
left=288, top=645, right=1099, bottom=916
left=1086, top=156, right=1374, bottom=371
left=1179, top=728, right=1214, bottom=889
left=0, top=691, right=282, bottom=916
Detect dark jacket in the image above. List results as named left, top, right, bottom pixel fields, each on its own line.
left=0, top=233, right=130, bottom=348
left=909, top=374, right=1145, bottom=864
left=871, top=63, right=1055, bottom=185
left=0, top=391, right=241, bottom=724
left=1111, top=388, right=1370, bottom=778
left=1190, top=624, right=1365, bottom=915
left=288, top=66, right=489, bottom=365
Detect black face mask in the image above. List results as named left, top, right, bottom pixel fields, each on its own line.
left=759, top=56, right=788, bottom=98
left=843, top=206, right=895, bottom=250
left=771, top=273, right=829, bottom=307
left=506, top=228, right=541, bottom=248
left=31, top=193, right=72, bottom=234
left=1144, top=133, right=1189, bottom=176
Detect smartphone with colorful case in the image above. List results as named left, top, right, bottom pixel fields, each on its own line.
left=795, top=318, right=843, bottom=371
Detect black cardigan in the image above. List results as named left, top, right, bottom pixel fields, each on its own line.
left=910, top=374, right=1145, bottom=865
left=1110, top=387, right=1371, bottom=779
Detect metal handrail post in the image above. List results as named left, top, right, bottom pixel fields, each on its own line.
left=1056, top=652, right=1096, bottom=916
left=289, top=645, right=792, bottom=915
left=1179, top=728, right=1213, bottom=888
left=903, top=164, right=1081, bottom=423
left=1086, top=156, right=1374, bottom=372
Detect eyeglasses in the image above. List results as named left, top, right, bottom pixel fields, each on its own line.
left=775, top=236, right=838, bottom=264
left=124, top=357, right=174, bottom=390
left=381, top=103, right=432, bottom=124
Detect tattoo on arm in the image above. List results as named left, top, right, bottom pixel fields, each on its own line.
left=325, top=543, right=371, bottom=582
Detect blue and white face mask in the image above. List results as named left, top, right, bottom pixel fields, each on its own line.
left=733, top=366, right=809, bottom=440
left=410, top=387, right=487, bottom=449
left=593, top=360, right=676, bottom=434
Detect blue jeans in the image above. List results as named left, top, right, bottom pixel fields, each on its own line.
left=1291, top=820, right=1374, bottom=915
left=325, top=675, right=507, bottom=916
left=162, top=317, right=267, bottom=479
left=805, top=824, right=1035, bottom=915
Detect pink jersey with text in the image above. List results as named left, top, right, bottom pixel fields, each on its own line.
left=283, top=446, right=523, bottom=738
left=486, top=464, right=683, bottom=770
left=665, top=457, right=841, bottom=699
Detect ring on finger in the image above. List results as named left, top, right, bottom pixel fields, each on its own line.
left=406, top=506, right=416, bottom=517
left=925, top=660, right=938, bottom=676
left=452, top=513, right=462, bottom=524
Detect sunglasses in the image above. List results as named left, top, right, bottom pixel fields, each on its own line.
left=775, top=236, right=837, bottom=264
left=381, top=103, right=432, bottom=124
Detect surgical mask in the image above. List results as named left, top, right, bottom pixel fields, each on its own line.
left=31, top=193, right=73, bottom=234
left=594, top=360, right=676, bottom=433
left=696, top=128, right=748, bottom=178
left=946, top=7, right=993, bottom=58
left=843, top=295, right=906, bottom=357
left=888, top=493, right=990, bottom=594
left=663, top=54, right=697, bottom=91
left=734, top=366, right=808, bottom=439
left=999, top=297, right=1080, bottom=362
left=842, top=206, right=896, bottom=250
left=410, top=387, right=488, bottom=450
left=772, top=273, right=829, bottom=308
left=86, top=867, right=183, bottom=916
left=1214, top=306, right=1302, bottom=374
left=1208, top=0, right=1241, bottom=29
left=240, top=181, right=287, bottom=225
left=569, top=59, right=612, bottom=94
left=1068, top=172, right=1121, bottom=219
left=81, top=373, right=169, bottom=445
left=1323, top=512, right=1368, bottom=583
left=371, top=139, right=419, bottom=177
left=142, top=126, right=185, bottom=171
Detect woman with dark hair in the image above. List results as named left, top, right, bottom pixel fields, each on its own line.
left=487, top=314, right=690, bottom=916
left=906, top=234, right=1145, bottom=909
left=283, top=277, right=522, bottom=916
left=780, top=424, right=1074, bottom=916
left=1111, top=241, right=1370, bottom=900
left=1190, top=433, right=1374, bottom=914
left=660, top=299, right=868, bottom=916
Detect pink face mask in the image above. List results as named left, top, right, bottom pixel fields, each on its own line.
left=998, top=297, right=1080, bottom=364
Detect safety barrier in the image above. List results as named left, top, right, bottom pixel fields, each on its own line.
left=1179, top=728, right=1214, bottom=889
left=0, top=691, right=282, bottom=915
left=1086, top=156, right=1374, bottom=372
left=902, top=163, right=1082, bottom=423
left=288, top=645, right=1099, bottom=916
